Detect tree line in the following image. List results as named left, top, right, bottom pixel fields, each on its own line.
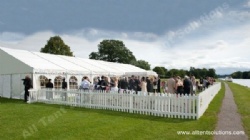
left=40, top=36, right=216, bottom=78
left=231, top=71, right=250, bottom=79
left=153, top=66, right=216, bottom=79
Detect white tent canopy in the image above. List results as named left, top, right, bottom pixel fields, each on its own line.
left=125, top=71, right=158, bottom=77
left=0, top=47, right=147, bottom=76
left=0, top=47, right=157, bottom=99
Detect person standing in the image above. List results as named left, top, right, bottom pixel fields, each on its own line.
left=129, top=75, right=137, bottom=93
left=153, top=77, right=158, bottom=93
left=183, top=76, right=191, bottom=95
left=167, top=76, right=176, bottom=94
left=140, top=77, right=147, bottom=94
left=157, top=77, right=161, bottom=93
left=175, top=76, right=184, bottom=95
left=80, top=76, right=90, bottom=91
left=23, top=75, right=32, bottom=103
left=99, top=76, right=107, bottom=91
left=46, top=79, right=53, bottom=99
left=46, top=79, right=53, bottom=88
left=62, top=78, right=67, bottom=89
left=190, top=75, right=196, bottom=94
left=110, top=77, right=119, bottom=92
left=118, top=77, right=128, bottom=93
left=146, top=77, right=150, bottom=93
left=62, top=78, right=67, bottom=101
left=148, top=77, right=154, bottom=93
left=134, top=76, right=140, bottom=94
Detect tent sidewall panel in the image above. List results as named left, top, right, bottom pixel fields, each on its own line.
left=11, top=74, right=27, bottom=99
left=0, top=75, right=3, bottom=97
left=2, top=75, right=11, bottom=98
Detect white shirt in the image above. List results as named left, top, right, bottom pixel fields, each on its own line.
left=81, top=80, right=90, bottom=89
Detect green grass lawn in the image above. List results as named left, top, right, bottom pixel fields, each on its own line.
left=227, top=82, right=250, bottom=137
left=0, top=84, right=224, bottom=140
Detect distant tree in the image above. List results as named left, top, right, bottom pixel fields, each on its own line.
left=195, top=68, right=202, bottom=78
left=207, top=68, right=216, bottom=78
left=189, top=67, right=195, bottom=76
left=89, top=52, right=99, bottom=60
left=231, top=71, right=242, bottom=79
left=242, top=71, right=249, bottom=79
left=134, top=60, right=151, bottom=70
left=89, top=40, right=136, bottom=64
left=201, top=68, right=207, bottom=78
left=40, top=36, right=73, bottom=56
left=153, top=67, right=165, bottom=78
left=178, top=69, right=187, bottom=78
left=167, top=69, right=179, bottom=77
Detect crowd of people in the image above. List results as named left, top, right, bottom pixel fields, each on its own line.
left=79, top=75, right=216, bottom=94
left=162, top=75, right=215, bottom=95
left=77, top=75, right=215, bottom=95
left=22, top=74, right=216, bottom=102
left=78, top=75, right=161, bottom=94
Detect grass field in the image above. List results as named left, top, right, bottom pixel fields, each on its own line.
left=0, top=84, right=225, bottom=140
left=227, top=82, right=250, bottom=137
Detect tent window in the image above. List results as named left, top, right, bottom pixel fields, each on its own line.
left=54, top=76, right=63, bottom=89
left=39, top=75, right=48, bottom=89
left=69, top=76, right=78, bottom=89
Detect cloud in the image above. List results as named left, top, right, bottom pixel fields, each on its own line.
left=244, top=0, right=250, bottom=8
left=0, top=32, right=25, bottom=43
left=164, top=2, right=229, bottom=44
left=1, top=8, right=250, bottom=75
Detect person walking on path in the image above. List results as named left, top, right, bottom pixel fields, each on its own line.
left=214, top=83, right=248, bottom=140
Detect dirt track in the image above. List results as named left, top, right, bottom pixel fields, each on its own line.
left=214, top=83, right=248, bottom=140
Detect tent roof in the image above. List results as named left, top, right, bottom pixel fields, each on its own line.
left=125, top=71, right=158, bottom=77
left=0, top=47, right=147, bottom=76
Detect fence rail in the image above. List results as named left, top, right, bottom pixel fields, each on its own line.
left=28, top=82, right=221, bottom=119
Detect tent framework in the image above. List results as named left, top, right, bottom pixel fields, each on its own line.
left=0, top=47, right=157, bottom=99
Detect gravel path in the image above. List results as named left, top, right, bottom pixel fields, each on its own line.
left=214, top=83, right=248, bottom=140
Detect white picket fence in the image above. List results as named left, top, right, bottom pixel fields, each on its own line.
left=28, top=82, right=221, bottom=119
left=197, top=82, right=221, bottom=118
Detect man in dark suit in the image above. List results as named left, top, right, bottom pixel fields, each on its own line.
left=157, top=77, right=161, bottom=93
left=99, top=76, right=107, bottom=91
left=62, top=78, right=67, bottom=89
left=46, top=79, right=53, bottom=99
left=46, top=79, right=53, bottom=88
left=23, top=75, right=32, bottom=102
left=118, top=77, right=128, bottom=93
left=129, top=75, right=137, bottom=93
left=62, top=78, right=67, bottom=101
left=134, top=76, right=140, bottom=94
left=146, top=77, right=150, bottom=93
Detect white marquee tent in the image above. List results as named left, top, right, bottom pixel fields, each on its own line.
left=0, top=47, right=157, bottom=99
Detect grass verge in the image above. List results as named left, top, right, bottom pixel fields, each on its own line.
left=0, top=84, right=224, bottom=140
left=227, top=82, right=250, bottom=137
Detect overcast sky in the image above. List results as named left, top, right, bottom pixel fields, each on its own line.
left=0, top=0, right=250, bottom=74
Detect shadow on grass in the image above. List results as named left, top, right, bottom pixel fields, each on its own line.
left=0, top=97, right=195, bottom=124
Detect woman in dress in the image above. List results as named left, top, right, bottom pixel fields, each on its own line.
left=175, top=76, right=184, bottom=96
left=140, top=77, right=147, bottom=94
left=111, top=77, right=119, bottom=92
